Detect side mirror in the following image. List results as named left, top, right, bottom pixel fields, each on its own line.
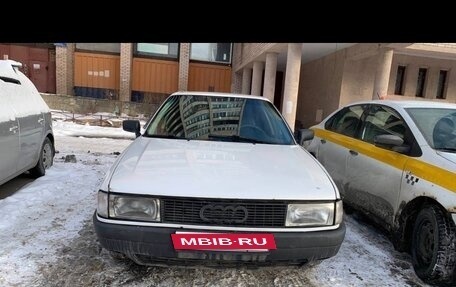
left=374, top=134, right=403, bottom=146
left=297, top=129, right=314, bottom=145
left=123, top=120, right=141, bottom=138
left=374, top=134, right=410, bottom=154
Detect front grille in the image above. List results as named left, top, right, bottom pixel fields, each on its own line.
left=162, top=197, right=287, bottom=227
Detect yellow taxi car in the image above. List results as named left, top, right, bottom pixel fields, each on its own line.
left=305, top=100, right=456, bottom=285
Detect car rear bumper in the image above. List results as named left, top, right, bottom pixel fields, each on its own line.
left=93, top=212, right=346, bottom=266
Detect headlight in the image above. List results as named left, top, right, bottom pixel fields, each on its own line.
left=109, top=194, right=160, bottom=222
left=335, top=200, right=343, bottom=225
left=286, top=203, right=334, bottom=226
left=97, top=190, right=108, bottom=218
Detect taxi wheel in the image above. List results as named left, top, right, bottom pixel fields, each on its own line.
left=411, top=205, right=456, bottom=284
left=30, top=137, right=54, bottom=178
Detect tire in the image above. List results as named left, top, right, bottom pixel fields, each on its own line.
left=30, top=137, right=54, bottom=178
left=411, top=205, right=456, bottom=285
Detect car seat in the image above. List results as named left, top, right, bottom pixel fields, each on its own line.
left=384, top=115, right=405, bottom=138
left=338, top=116, right=360, bottom=137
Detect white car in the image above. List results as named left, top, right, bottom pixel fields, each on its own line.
left=0, top=60, right=54, bottom=185
left=93, top=92, right=345, bottom=266
left=305, top=100, right=456, bottom=285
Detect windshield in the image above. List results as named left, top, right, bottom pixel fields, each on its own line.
left=145, top=95, right=294, bottom=145
left=406, top=107, right=456, bottom=152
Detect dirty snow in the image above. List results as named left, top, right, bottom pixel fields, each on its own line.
left=0, top=120, right=430, bottom=287
left=53, top=121, right=136, bottom=140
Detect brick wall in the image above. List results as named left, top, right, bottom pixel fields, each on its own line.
left=178, top=43, right=190, bottom=91
left=233, top=43, right=278, bottom=72
left=420, top=43, right=456, bottom=49
left=119, top=43, right=133, bottom=102
left=56, top=43, right=75, bottom=95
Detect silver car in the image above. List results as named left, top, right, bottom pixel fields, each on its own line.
left=94, top=92, right=345, bottom=267
left=0, top=60, right=54, bottom=185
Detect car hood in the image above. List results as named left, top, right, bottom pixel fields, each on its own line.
left=108, top=137, right=337, bottom=200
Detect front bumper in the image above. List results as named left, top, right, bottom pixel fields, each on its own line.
left=93, top=212, right=346, bottom=266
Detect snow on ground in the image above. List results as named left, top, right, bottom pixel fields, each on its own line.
left=0, top=120, right=430, bottom=287
left=0, top=131, right=132, bottom=286
left=53, top=120, right=136, bottom=140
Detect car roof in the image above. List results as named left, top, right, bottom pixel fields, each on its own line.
left=171, top=91, right=269, bottom=101
left=347, top=99, right=456, bottom=110
left=0, top=60, right=22, bottom=81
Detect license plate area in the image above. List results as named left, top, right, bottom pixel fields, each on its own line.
left=171, top=232, right=276, bottom=252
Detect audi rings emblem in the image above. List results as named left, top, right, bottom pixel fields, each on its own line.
left=199, top=204, right=248, bottom=224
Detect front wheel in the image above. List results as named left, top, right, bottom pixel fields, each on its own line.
left=411, top=205, right=456, bottom=285
left=30, top=137, right=54, bottom=178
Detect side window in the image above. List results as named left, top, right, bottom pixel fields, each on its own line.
left=361, top=105, right=406, bottom=144
left=325, top=105, right=364, bottom=138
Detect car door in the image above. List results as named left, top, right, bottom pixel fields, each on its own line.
left=315, top=105, right=366, bottom=196
left=345, top=104, right=410, bottom=229
left=0, top=81, right=20, bottom=183
left=8, top=77, right=44, bottom=171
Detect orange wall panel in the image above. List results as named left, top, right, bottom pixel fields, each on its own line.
left=188, top=63, right=231, bottom=92
left=74, top=52, right=120, bottom=89
left=132, top=58, right=178, bottom=93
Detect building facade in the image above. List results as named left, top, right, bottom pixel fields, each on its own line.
left=233, top=43, right=456, bottom=130
left=53, top=43, right=456, bottom=129
left=56, top=43, right=232, bottom=103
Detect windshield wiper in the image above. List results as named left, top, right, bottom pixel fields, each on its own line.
left=435, top=147, right=456, bottom=153
left=208, top=134, right=269, bottom=144
left=145, top=134, right=190, bottom=140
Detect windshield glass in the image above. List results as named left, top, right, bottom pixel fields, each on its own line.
left=145, top=95, right=294, bottom=145
left=406, top=107, right=456, bottom=152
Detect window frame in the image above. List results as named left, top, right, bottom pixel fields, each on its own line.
left=133, top=43, right=180, bottom=61
left=416, top=67, right=428, bottom=98
left=394, top=65, right=406, bottom=95
left=436, top=69, right=449, bottom=99
left=189, top=43, right=233, bottom=65
left=75, top=43, right=121, bottom=55
left=360, top=104, right=422, bottom=156
left=324, top=104, right=367, bottom=138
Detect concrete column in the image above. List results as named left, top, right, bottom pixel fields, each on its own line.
left=372, top=48, right=394, bottom=100
left=263, top=52, right=278, bottom=102
left=241, top=67, right=252, bottom=94
left=251, top=61, right=264, bottom=96
left=178, top=43, right=190, bottom=91
left=282, top=43, right=303, bottom=131
left=120, top=43, right=133, bottom=102
left=56, top=43, right=75, bottom=95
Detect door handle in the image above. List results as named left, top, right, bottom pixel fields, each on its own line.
left=9, top=126, right=19, bottom=133
left=38, top=118, right=45, bottom=124
left=349, top=150, right=358, bottom=156
left=320, top=139, right=326, bottom=144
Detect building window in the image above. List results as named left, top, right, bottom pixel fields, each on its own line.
left=135, top=43, right=178, bottom=58
left=75, top=43, right=120, bottom=54
left=190, top=43, right=232, bottom=64
left=416, top=68, right=428, bottom=97
left=436, top=70, right=448, bottom=99
left=394, top=65, right=406, bottom=95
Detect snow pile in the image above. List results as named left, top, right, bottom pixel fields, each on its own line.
left=52, top=120, right=136, bottom=140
